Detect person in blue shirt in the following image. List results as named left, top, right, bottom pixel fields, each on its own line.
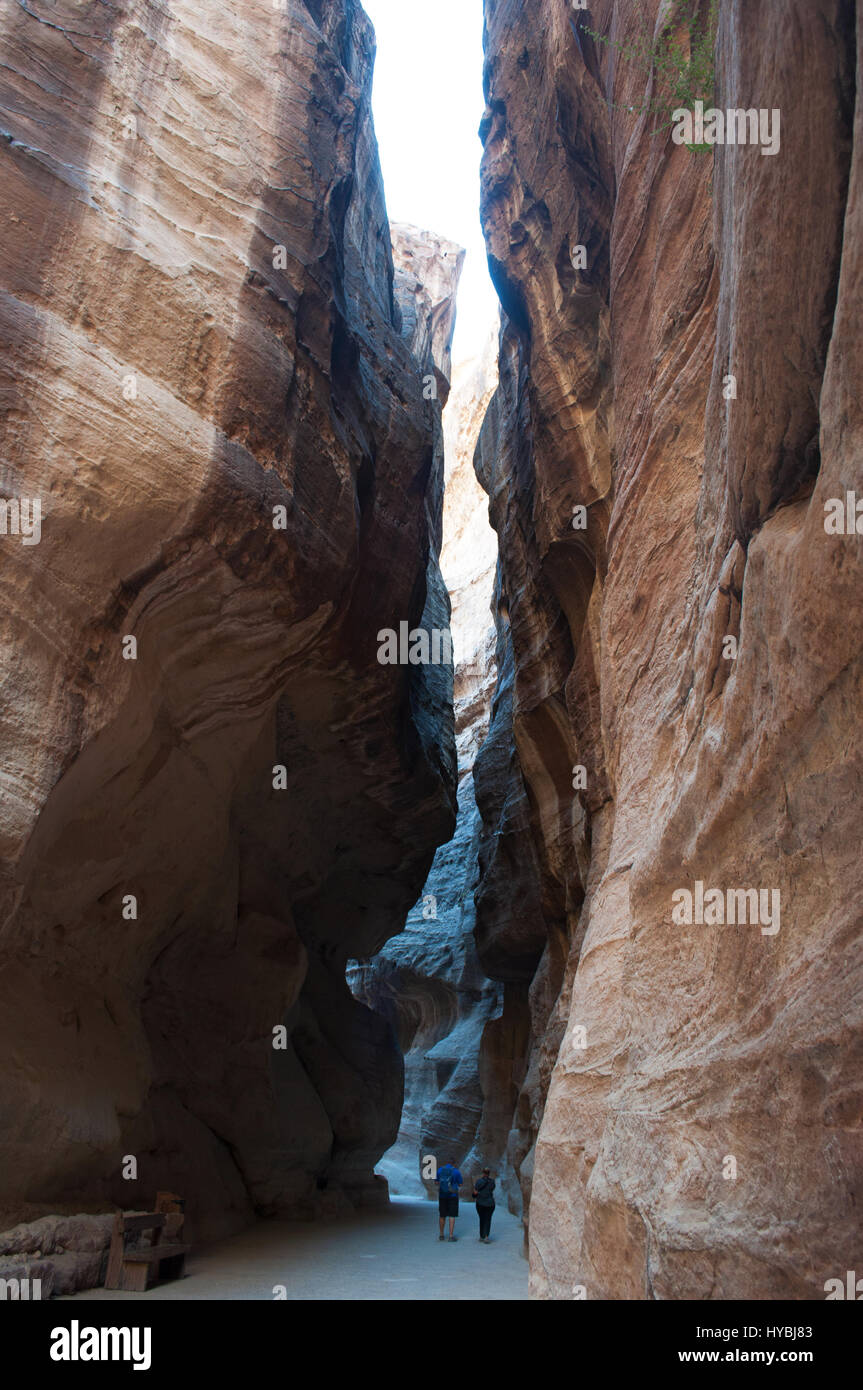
left=435, top=1159, right=463, bottom=1241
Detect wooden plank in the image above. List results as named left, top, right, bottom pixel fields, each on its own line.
left=108, top=1197, right=190, bottom=1291
left=120, top=1212, right=166, bottom=1235
left=121, top=1261, right=150, bottom=1294
left=104, top=1214, right=125, bottom=1291
left=122, top=1242, right=190, bottom=1264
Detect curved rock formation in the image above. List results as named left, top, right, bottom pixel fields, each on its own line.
left=477, top=0, right=862, bottom=1297
left=350, top=328, right=504, bottom=1199
left=0, top=0, right=459, bottom=1240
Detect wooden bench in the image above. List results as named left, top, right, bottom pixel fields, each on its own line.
left=104, top=1194, right=189, bottom=1293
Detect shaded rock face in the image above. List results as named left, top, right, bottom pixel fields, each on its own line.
left=350, top=330, right=505, bottom=1199
left=478, top=0, right=862, bottom=1296
left=0, top=0, right=458, bottom=1241
left=472, top=331, right=581, bottom=1225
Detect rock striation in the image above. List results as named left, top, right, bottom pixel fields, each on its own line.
left=0, top=0, right=459, bottom=1243
left=477, top=0, right=862, bottom=1297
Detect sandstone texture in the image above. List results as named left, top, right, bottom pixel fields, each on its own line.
left=0, top=1212, right=114, bottom=1296
left=477, top=0, right=862, bottom=1296
left=349, top=329, right=506, bottom=1200
left=0, top=0, right=458, bottom=1243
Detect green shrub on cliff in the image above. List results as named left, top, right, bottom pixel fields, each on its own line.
left=585, top=0, right=718, bottom=151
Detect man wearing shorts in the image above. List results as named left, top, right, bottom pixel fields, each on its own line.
left=435, top=1159, right=463, bottom=1241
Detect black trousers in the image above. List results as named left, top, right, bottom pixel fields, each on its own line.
left=477, top=1205, right=494, bottom=1239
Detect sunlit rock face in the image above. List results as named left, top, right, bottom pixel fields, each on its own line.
left=0, top=0, right=458, bottom=1241
left=391, top=224, right=465, bottom=404
left=350, top=330, right=504, bottom=1199
left=478, top=0, right=862, bottom=1296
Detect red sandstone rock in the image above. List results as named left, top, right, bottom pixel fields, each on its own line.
left=477, top=0, right=862, bottom=1297
left=0, top=0, right=458, bottom=1240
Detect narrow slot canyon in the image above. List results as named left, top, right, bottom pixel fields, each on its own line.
left=0, top=0, right=861, bottom=1329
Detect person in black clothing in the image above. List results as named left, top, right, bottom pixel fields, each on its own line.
left=472, top=1167, right=495, bottom=1242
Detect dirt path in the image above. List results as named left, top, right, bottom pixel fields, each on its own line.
left=64, top=1196, right=528, bottom=1301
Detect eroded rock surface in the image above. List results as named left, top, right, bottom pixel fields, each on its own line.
left=477, top=0, right=862, bottom=1296
left=0, top=1213, right=114, bottom=1296
left=0, top=0, right=458, bottom=1242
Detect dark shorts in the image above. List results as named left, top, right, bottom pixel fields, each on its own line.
left=439, top=1193, right=459, bottom=1218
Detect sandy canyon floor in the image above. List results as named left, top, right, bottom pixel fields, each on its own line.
left=60, top=1197, right=528, bottom=1302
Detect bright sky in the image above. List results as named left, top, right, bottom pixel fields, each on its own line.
left=362, top=0, right=499, bottom=364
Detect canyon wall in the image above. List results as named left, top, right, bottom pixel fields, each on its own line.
left=350, top=329, right=507, bottom=1200
left=477, top=0, right=862, bottom=1296
left=0, top=0, right=458, bottom=1241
